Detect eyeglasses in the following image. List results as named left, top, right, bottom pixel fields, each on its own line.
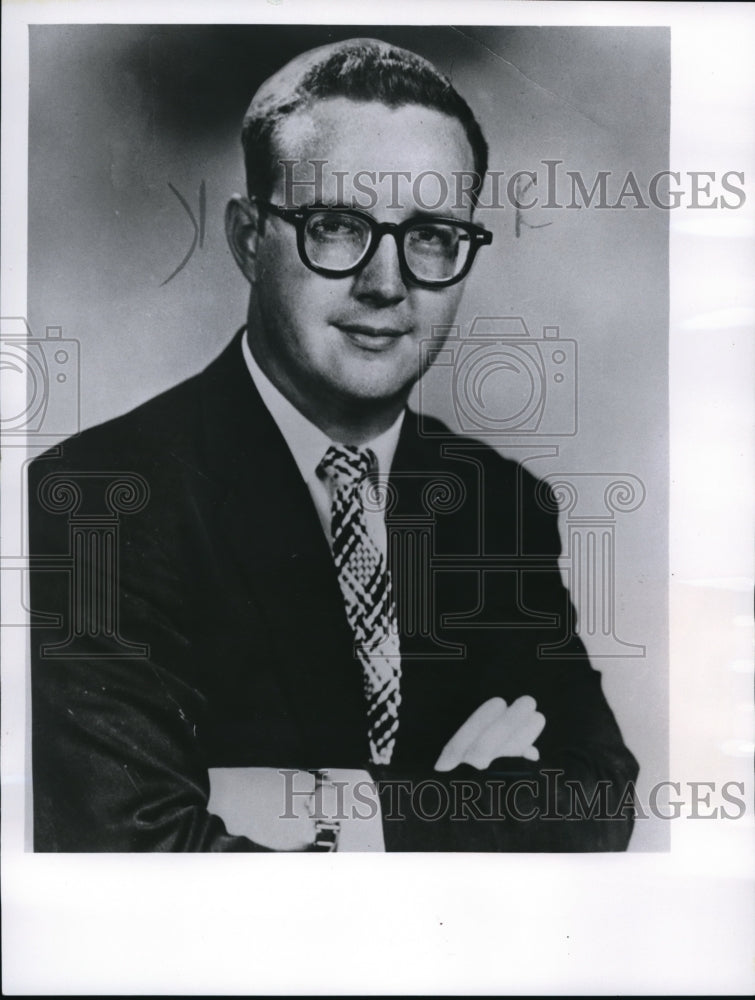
left=254, top=200, right=493, bottom=288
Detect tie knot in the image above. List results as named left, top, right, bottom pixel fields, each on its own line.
left=317, top=444, right=376, bottom=490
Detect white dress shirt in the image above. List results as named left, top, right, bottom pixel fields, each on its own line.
left=241, top=332, right=404, bottom=556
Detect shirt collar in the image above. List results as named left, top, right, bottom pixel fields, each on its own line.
left=241, top=330, right=404, bottom=482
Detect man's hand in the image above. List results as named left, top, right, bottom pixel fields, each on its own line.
left=207, top=767, right=385, bottom=851
left=434, top=696, right=546, bottom=771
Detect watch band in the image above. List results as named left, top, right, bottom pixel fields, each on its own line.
left=309, top=817, right=340, bottom=852
left=306, top=770, right=340, bottom=852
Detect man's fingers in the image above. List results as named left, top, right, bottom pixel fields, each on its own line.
left=491, top=705, right=546, bottom=763
left=515, top=708, right=546, bottom=750
left=464, top=696, right=546, bottom=769
left=434, top=695, right=546, bottom=772
left=464, top=715, right=513, bottom=770
left=434, top=697, right=507, bottom=771
left=499, top=694, right=537, bottom=731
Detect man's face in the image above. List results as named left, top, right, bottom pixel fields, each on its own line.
left=243, top=97, right=477, bottom=414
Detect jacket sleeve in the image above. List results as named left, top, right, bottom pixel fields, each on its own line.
left=375, top=464, right=640, bottom=852
left=29, top=447, right=270, bottom=853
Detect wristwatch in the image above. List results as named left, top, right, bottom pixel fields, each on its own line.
left=308, top=817, right=340, bottom=852
left=306, top=770, right=340, bottom=852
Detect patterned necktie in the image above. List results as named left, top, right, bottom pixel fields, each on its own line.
left=317, top=444, right=401, bottom=765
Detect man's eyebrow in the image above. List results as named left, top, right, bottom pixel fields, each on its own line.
left=302, top=203, right=470, bottom=222
left=407, top=209, right=469, bottom=222
left=305, top=200, right=354, bottom=211
left=288, top=201, right=360, bottom=215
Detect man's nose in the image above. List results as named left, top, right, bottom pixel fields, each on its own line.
left=351, top=233, right=408, bottom=306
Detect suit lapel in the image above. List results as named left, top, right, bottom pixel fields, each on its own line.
left=388, top=413, right=488, bottom=766
left=192, top=336, right=484, bottom=769
left=196, top=332, right=369, bottom=762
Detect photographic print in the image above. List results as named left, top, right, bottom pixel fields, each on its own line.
left=21, top=21, right=670, bottom=854
left=2, top=2, right=752, bottom=995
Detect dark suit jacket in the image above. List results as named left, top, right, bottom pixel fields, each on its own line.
left=29, top=330, right=639, bottom=851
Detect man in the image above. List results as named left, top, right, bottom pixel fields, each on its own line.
left=29, top=38, right=638, bottom=851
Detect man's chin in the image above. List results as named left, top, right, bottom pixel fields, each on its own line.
left=326, top=368, right=419, bottom=409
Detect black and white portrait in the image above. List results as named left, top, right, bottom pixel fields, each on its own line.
left=2, top=5, right=752, bottom=995
left=23, top=23, right=672, bottom=854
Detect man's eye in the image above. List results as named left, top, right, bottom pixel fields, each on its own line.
left=308, top=215, right=363, bottom=239
left=413, top=226, right=443, bottom=243
left=408, top=225, right=461, bottom=250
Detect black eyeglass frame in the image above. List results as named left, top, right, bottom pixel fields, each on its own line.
left=253, top=199, right=493, bottom=289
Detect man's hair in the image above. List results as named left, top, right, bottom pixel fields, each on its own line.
left=241, top=38, right=489, bottom=207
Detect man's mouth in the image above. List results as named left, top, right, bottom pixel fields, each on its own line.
left=334, top=323, right=411, bottom=351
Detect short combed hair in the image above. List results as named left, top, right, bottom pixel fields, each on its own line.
left=241, top=38, right=489, bottom=206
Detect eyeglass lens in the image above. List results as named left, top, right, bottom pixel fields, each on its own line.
left=303, top=212, right=471, bottom=282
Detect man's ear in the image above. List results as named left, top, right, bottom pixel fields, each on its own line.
left=225, top=196, right=262, bottom=284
